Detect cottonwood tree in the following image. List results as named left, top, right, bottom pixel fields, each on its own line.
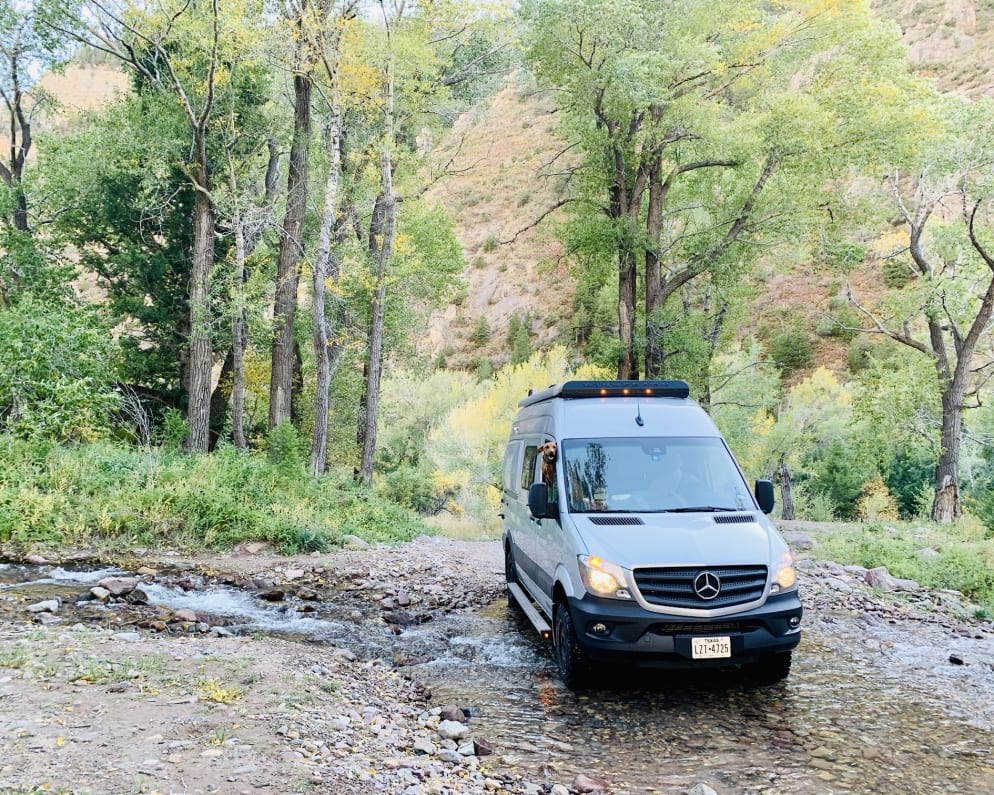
left=521, top=0, right=913, bottom=381
left=0, top=0, right=73, bottom=305
left=49, top=0, right=269, bottom=451
left=847, top=96, right=994, bottom=522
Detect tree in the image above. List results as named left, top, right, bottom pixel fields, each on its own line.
left=847, top=95, right=994, bottom=522
left=521, top=0, right=913, bottom=382
left=0, top=0, right=73, bottom=306
left=49, top=0, right=268, bottom=452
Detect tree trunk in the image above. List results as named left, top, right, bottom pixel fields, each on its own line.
left=777, top=455, right=795, bottom=521
left=311, top=98, right=344, bottom=477
left=931, top=389, right=962, bottom=522
left=617, top=246, right=637, bottom=379
left=230, top=200, right=249, bottom=450
left=208, top=347, right=234, bottom=451
left=185, top=188, right=215, bottom=452
left=269, top=68, right=313, bottom=430
left=644, top=157, right=664, bottom=378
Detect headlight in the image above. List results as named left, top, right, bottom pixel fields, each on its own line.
left=578, top=556, right=632, bottom=600
left=771, top=552, right=796, bottom=593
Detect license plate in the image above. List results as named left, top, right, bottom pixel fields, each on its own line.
left=691, top=636, right=731, bottom=659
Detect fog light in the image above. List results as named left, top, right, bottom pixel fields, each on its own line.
left=590, top=622, right=610, bottom=635
left=789, top=616, right=801, bottom=628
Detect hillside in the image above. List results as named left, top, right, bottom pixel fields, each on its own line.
left=421, top=1, right=994, bottom=374
left=12, top=3, right=991, bottom=378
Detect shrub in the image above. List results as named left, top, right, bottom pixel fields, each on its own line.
left=856, top=476, right=900, bottom=522
left=768, top=326, right=814, bottom=374
left=0, top=297, right=121, bottom=441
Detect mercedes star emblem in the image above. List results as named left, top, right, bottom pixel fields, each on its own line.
left=693, top=571, right=721, bottom=600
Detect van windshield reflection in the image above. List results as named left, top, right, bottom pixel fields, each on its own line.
left=561, top=437, right=752, bottom=514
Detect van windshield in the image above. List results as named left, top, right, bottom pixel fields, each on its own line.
left=561, top=437, right=753, bottom=513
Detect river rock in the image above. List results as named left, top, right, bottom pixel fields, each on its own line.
left=687, top=785, right=718, bottom=795
left=864, top=567, right=919, bottom=592
left=572, top=773, right=609, bottom=793
left=783, top=531, right=814, bottom=550
left=128, top=587, right=150, bottom=605
left=438, top=748, right=464, bottom=764
left=343, top=534, right=370, bottom=549
left=440, top=705, right=466, bottom=722
left=27, top=599, right=61, bottom=613
left=550, top=785, right=570, bottom=795
left=89, top=586, right=111, bottom=602
left=473, top=738, right=494, bottom=756
left=257, top=588, right=286, bottom=602
left=24, top=554, right=49, bottom=564
left=437, top=720, right=469, bottom=740
left=173, top=608, right=198, bottom=622
left=97, top=576, right=139, bottom=596
left=412, top=736, right=436, bottom=755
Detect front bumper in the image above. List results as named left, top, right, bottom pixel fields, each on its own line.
left=567, top=590, right=802, bottom=668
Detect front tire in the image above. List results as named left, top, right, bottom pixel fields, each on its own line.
left=553, top=601, right=594, bottom=689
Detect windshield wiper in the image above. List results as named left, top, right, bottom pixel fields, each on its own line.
left=659, top=506, right=741, bottom=513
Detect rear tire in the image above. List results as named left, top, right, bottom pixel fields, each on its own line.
left=505, top=543, right=520, bottom=609
left=747, top=651, right=792, bottom=683
left=553, top=601, right=594, bottom=689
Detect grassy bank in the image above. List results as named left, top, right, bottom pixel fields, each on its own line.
left=0, top=437, right=432, bottom=555
left=797, top=519, right=994, bottom=616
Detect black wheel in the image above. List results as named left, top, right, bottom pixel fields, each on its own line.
left=505, top=543, right=520, bottom=608
left=553, top=601, right=594, bottom=689
left=747, top=651, right=792, bottom=684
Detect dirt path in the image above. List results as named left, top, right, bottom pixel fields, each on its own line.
left=2, top=533, right=994, bottom=794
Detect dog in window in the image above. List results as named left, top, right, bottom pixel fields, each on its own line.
left=539, top=441, right=557, bottom=487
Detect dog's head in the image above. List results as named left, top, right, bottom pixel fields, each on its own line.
left=539, top=441, right=557, bottom=463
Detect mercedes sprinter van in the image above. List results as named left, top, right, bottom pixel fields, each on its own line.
left=500, top=380, right=801, bottom=688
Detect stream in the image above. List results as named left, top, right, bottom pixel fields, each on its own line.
left=3, top=559, right=994, bottom=793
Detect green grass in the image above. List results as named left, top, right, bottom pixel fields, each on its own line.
left=816, top=518, right=994, bottom=613
left=0, top=436, right=433, bottom=554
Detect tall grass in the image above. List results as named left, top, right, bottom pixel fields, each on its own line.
left=816, top=519, right=994, bottom=614
left=0, top=436, right=432, bottom=554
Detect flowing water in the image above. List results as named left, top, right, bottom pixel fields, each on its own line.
left=3, top=561, right=994, bottom=793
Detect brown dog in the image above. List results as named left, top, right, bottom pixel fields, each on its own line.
left=539, top=441, right=557, bottom=486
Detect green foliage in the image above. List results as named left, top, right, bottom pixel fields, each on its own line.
left=158, top=409, right=189, bottom=450
left=427, top=347, right=610, bottom=524
left=768, top=325, right=814, bottom=375
left=803, top=439, right=876, bottom=520
left=0, top=296, right=121, bottom=441
left=0, top=437, right=430, bottom=551
left=266, top=420, right=305, bottom=475
left=819, top=520, right=994, bottom=612
left=507, top=311, right=532, bottom=365
left=471, top=315, right=491, bottom=346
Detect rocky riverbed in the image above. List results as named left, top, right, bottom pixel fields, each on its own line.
left=1, top=529, right=994, bottom=794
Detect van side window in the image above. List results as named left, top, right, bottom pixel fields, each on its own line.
left=520, top=445, right=538, bottom=491
left=502, top=441, right=522, bottom=495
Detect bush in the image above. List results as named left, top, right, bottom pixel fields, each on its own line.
left=0, top=297, right=121, bottom=441
left=768, top=326, right=814, bottom=374
left=0, top=436, right=432, bottom=551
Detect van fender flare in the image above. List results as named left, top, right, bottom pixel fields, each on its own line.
left=553, top=562, right=582, bottom=604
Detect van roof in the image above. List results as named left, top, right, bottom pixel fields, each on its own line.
left=518, top=379, right=690, bottom=408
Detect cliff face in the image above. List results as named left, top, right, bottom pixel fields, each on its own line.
left=873, top=0, right=992, bottom=97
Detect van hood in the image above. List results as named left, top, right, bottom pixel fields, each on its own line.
left=575, top=513, right=778, bottom=569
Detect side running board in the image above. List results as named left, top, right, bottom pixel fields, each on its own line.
left=507, top=582, right=552, bottom=640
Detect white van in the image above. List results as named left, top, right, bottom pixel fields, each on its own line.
left=500, top=380, right=801, bottom=688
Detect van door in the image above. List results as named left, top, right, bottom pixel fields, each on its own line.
left=506, top=440, right=542, bottom=589
left=530, top=436, right=562, bottom=603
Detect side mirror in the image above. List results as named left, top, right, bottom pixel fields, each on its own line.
left=755, top=479, right=775, bottom=514
left=528, top=482, right=554, bottom=519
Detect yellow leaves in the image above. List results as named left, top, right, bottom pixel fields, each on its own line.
left=197, top=677, right=242, bottom=704
left=871, top=229, right=907, bottom=258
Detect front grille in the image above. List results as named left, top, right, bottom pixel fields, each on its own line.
left=587, top=515, right=644, bottom=526
left=712, top=514, right=756, bottom=524
left=648, top=620, right=763, bottom=636
left=633, top=565, right=768, bottom=609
